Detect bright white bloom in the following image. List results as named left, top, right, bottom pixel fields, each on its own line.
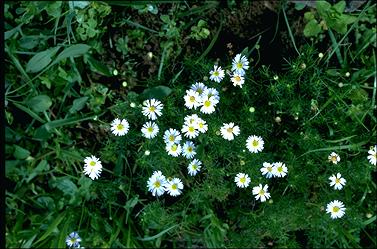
left=182, top=141, right=196, bottom=159
left=231, top=53, right=249, bottom=76
left=83, top=155, right=103, bottom=180
left=260, top=162, right=275, bottom=178
left=209, top=65, right=225, bottom=83
left=110, top=118, right=129, bottom=136
left=181, top=124, right=199, bottom=139
left=252, top=184, right=271, bottom=202
left=200, top=95, right=218, bottom=114
left=166, top=143, right=182, bottom=157
left=191, top=82, right=208, bottom=95
left=184, top=114, right=200, bottom=126
left=234, top=173, right=251, bottom=188
left=367, top=145, right=376, bottom=165
left=147, top=170, right=167, bottom=197
left=141, top=121, right=159, bottom=139
left=328, top=152, right=340, bottom=164
left=144, top=150, right=150, bottom=156
left=163, top=128, right=182, bottom=145
left=142, top=98, right=163, bottom=120
left=188, top=159, right=202, bottom=176
left=326, top=200, right=346, bottom=219
left=164, top=178, right=184, bottom=196
left=220, top=122, right=240, bottom=141
left=195, top=118, right=208, bottom=133
left=65, top=232, right=81, bottom=248
left=184, top=89, right=202, bottom=109
left=202, top=87, right=220, bottom=101
left=329, top=173, right=346, bottom=190
left=272, top=162, right=288, bottom=178
left=230, top=73, right=245, bottom=88
left=246, top=135, right=264, bottom=153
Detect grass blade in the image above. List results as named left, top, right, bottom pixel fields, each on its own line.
left=137, top=224, right=178, bottom=241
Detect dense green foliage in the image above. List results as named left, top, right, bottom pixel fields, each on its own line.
left=5, top=1, right=376, bottom=248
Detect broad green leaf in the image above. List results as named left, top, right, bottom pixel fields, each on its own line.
left=141, top=85, right=172, bottom=100
left=52, top=177, right=78, bottom=196
left=34, top=211, right=66, bottom=245
left=69, top=97, right=89, bottom=114
left=316, top=1, right=331, bottom=17
left=36, top=196, right=55, bottom=210
left=304, top=12, right=315, bottom=21
left=27, top=160, right=49, bottom=183
left=333, top=1, right=346, bottom=13
left=13, top=102, right=45, bottom=123
left=53, top=44, right=91, bottom=64
left=13, top=145, right=30, bottom=159
left=304, top=19, right=322, bottom=37
left=85, top=55, right=112, bottom=76
left=26, top=47, right=60, bottom=73
left=26, top=95, right=52, bottom=112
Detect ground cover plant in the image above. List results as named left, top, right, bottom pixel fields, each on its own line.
left=4, top=0, right=377, bottom=248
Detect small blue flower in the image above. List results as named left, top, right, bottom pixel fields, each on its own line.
left=65, top=231, right=81, bottom=248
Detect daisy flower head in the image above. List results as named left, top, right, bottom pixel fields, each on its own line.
left=246, top=135, right=264, bottom=153
left=184, top=114, right=200, bottom=126
left=142, top=98, right=163, bottom=120
left=230, top=73, right=245, bottom=88
left=83, top=155, right=103, bottom=180
left=231, top=53, right=249, bottom=76
left=220, top=122, right=240, bottom=141
left=367, top=145, right=376, bottom=165
left=260, top=162, right=275, bottom=178
left=272, top=162, right=288, bottom=178
left=191, top=82, right=208, bottom=95
left=328, top=152, right=340, bottom=164
left=164, top=177, right=184, bottom=196
left=326, top=200, right=346, bottom=219
left=181, top=123, right=199, bottom=139
left=202, top=87, right=220, bottom=101
left=200, top=95, right=219, bottom=114
left=110, top=118, right=129, bottom=136
left=252, top=184, right=271, bottom=202
left=184, top=89, right=202, bottom=109
left=234, top=173, right=251, bottom=188
left=163, top=128, right=182, bottom=145
left=66, top=232, right=81, bottom=248
left=195, top=117, right=208, bottom=133
left=329, top=173, right=346, bottom=190
left=141, top=121, right=159, bottom=139
left=166, top=143, right=182, bottom=157
left=182, top=140, right=196, bottom=159
left=209, top=65, right=225, bottom=83
left=188, top=159, right=202, bottom=176
left=147, top=170, right=167, bottom=197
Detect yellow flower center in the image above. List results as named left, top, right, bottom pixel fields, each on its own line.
left=171, top=184, right=177, bottom=190
left=331, top=156, right=338, bottom=162
left=192, top=165, right=197, bottom=170
left=169, top=135, right=175, bottom=141
left=147, top=127, right=154, bottom=132
left=154, top=181, right=161, bottom=188
left=240, top=177, right=246, bottom=183
left=227, top=127, right=233, bottom=133
left=190, top=96, right=195, bottom=102
left=234, top=76, right=241, bottom=81
left=90, top=161, right=96, bottom=166
left=237, top=62, right=243, bottom=69
left=335, top=178, right=340, bottom=184
left=267, top=166, right=272, bottom=172
left=188, top=126, right=195, bottom=132
left=252, top=140, right=259, bottom=147
left=259, top=189, right=265, bottom=195
left=116, top=124, right=124, bottom=130
left=149, top=106, right=156, bottom=112
left=187, top=147, right=193, bottom=152
left=171, top=145, right=177, bottom=151
left=213, top=71, right=219, bottom=76
left=197, top=89, right=203, bottom=94
left=277, top=167, right=283, bottom=172
left=204, top=100, right=211, bottom=107
left=332, top=206, right=340, bottom=212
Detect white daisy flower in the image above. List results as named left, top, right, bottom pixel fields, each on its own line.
left=65, top=232, right=81, bottom=248
left=164, top=177, right=184, bottom=196
left=246, top=135, right=264, bottom=153
left=200, top=95, right=218, bottom=114
left=182, top=141, right=196, bottom=159
left=181, top=124, right=199, bottom=139
left=147, top=170, right=167, bottom=197
left=191, top=82, right=208, bottom=95
left=184, top=114, right=200, bottom=126
left=166, top=143, right=182, bottom=157
left=141, top=121, right=159, bottom=139
left=328, top=152, right=340, bottom=164
left=231, top=53, right=249, bottom=76
left=209, top=65, right=225, bottom=83
left=195, top=118, right=208, bottom=133
left=329, top=173, right=346, bottom=190
left=326, top=200, right=346, bottom=219
left=110, top=118, right=129, bottom=136
left=202, top=87, right=220, bottom=101
left=163, top=128, right=182, bottom=145
left=234, top=173, right=251, bottom=188
left=220, top=122, right=240, bottom=141
left=188, top=159, right=202, bottom=176
left=272, top=162, right=288, bottom=178
left=184, top=89, right=202, bottom=109
left=367, top=145, right=376, bottom=165
left=83, top=155, right=103, bottom=180
left=230, top=73, right=245, bottom=88
left=141, top=98, right=163, bottom=120
left=252, top=184, right=271, bottom=202
left=260, top=162, right=275, bottom=178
